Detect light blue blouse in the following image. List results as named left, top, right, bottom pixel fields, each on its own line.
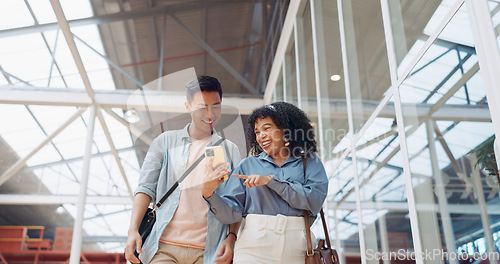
left=205, top=152, right=328, bottom=225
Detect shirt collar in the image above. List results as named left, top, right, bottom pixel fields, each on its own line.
left=181, top=123, right=222, bottom=145
left=180, top=123, right=191, bottom=139
left=257, top=151, right=299, bottom=166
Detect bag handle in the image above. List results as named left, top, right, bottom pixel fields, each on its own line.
left=319, top=208, right=331, bottom=248
left=154, top=137, right=225, bottom=210
left=302, top=156, right=331, bottom=250
left=302, top=156, right=314, bottom=256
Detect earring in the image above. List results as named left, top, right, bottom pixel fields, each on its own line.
left=284, top=138, right=290, bottom=147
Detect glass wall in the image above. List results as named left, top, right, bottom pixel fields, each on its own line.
left=311, top=0, right=348, bottom=161
left=487, top=0, right=500, bottom=51
left=270, top=0, right=500, bottom=263
left=338, top=0, right=391, bottom=134
left=354, top=99, right=417, bottom=264
left=297, top=1, right=317, bottom=115
left=396, top=2, right=498, bottom=263
left=284, top=39, right=298, bottom=105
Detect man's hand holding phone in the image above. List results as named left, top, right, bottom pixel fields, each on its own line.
left=202, top=156, right=230, bottom=199
left=205, top=146, right=228, bottom=180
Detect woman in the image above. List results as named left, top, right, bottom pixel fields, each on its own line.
left=202, top=102, right=328, bottom=264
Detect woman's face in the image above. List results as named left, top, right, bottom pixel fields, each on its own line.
left=254, top=117, right=286, bottom=158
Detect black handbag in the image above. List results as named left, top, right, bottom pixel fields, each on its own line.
left=133, top=137, right=226, bottom=261
left=302, top=156, right=339, bottom=264
left=137, top=207, right=155, bottom=246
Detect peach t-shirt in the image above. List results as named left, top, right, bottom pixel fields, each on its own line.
left=160, top=136, right=211, bottom=249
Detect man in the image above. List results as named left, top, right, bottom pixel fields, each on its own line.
left=124, top=76, right=241, bottom=263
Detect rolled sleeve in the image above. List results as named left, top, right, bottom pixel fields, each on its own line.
left=204, top=165, right=246, bottom=224
left=204, top=194, right=242, bottom=224
left=266, top=156, right=328, bottom=215
left=134, top=187, right=156, bottom=201
left=266, top=177, right=285, bottom=192
left=134, top=137, right=166, bottom=202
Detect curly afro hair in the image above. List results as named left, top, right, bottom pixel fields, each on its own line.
left=247, top=102, right=317, bottom=157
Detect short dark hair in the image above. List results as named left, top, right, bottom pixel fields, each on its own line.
left=186, top=75, right=223, bottom=102
left=247, top=102, right=317, bottom=157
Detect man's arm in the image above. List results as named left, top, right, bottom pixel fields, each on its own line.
left=229, top=222, right=240, bottom=236
left=135, top=136, right=166, bottom=202
left=124, top=193, right=152, bottom=263
left=215, top=222, right=241, bottom=264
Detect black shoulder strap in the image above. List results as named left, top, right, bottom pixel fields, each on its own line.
left=154, top=137, right=225, bottom=209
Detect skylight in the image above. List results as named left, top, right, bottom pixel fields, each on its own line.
left=0, top=1, right=34, bottom=30
left=0, top=0, right=134, bottom=253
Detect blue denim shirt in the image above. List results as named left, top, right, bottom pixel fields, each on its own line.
left=205, top=152, right=328, bottom=225
left=134, top=124, right=241, bottom=263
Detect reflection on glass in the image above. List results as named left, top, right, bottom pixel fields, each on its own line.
left=488, top=0, right=500, bottom=50
left=298, top=2, right=317, bottom=114
left=398, top=3, right=499, bottom=261
left=312, top=0, right=348, bottom=161
left=284, top=41, right=298, bottom=105
left=339, top=0, right=391, bottom=133
left=389, top=0, right=445, bottom=70
left=354, top=97, right=416, bottom=260
left=399, top=4, right=481, bottom=106
left=325, top=157, right=361, bottom=260
left=297, top=2, right=327, bottom=160
left=275, top=69, right=284, bottom=102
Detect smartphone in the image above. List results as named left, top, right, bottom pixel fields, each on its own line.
left=205, top=146, right=228, bottom=180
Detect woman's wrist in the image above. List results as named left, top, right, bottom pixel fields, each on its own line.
left=201, top=182, right=216, bottom=199
left=202, top=188, right=214, bottom=199
left=265, top=174, right=274, bottom=185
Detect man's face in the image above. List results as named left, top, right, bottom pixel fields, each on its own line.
left=185, top=91, right=222, bottom=134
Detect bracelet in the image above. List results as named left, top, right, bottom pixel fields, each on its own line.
left=227, top=231, right=237, bottom=240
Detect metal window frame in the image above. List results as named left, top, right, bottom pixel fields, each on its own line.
left=257, top=0, right=500, bottom=261
left=466, top=0, right=500, bottom=257
left=336, top=0, right=366, bottom=262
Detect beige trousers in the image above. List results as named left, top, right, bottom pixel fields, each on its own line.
left=149, top=242, right=204, bottom=264
left=233, top=214, right=316, bottom=264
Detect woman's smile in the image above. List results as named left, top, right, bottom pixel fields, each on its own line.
left=260, top=139, right=272, bottom=149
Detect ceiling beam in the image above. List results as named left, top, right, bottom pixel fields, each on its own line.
left=82, top=235, right=127, bottom=243
left=102, top=109, right=154, bottom=147
left=170, top=13, right=259, bottom=94
left=2, top=194, right=500, bottom=216
left=0, top=87, right=491, bottom=121
left=0, top=195, right=131, bottom=205
left=0, top=0, right=262, bottom=39
left=0, top=87, right=263, bottom=114
left=0, top=107, right=87, bottom=187
left=333, top=201, right=500, bottom=215
left=96, top=108, right=134, bottom=200
left=24, top=147, right=136, bottom=171
left=49, top=0, right=95, bottom=101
